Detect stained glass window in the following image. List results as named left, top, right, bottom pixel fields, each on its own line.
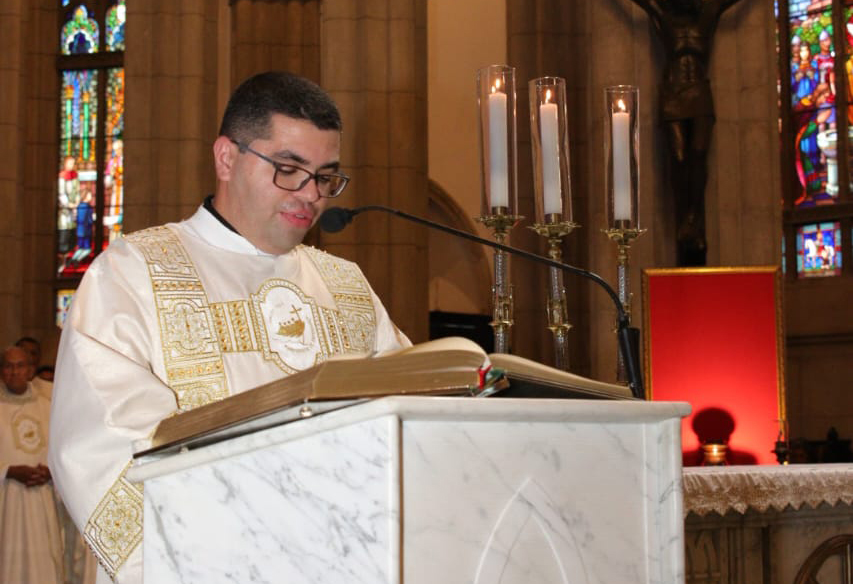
left=106, top=1, right=126, bottom=52
left=796, top=222, right=842, bottom=276
left=789, top=7, right=836, bottom=206
left=790, top=0, right=833, bottom=13
left=58, top=69, right=98, bottom=276
left=845, top=6, right=853, bottom=187
left=104, top=68, right=124, bottom=243
left=61, top=5, right=99, bottom=55
left=57, top=1, right=125, bottom=286
left=56, top=289, right=76, bottom=328
left=779, top=0, right=851, bottom=280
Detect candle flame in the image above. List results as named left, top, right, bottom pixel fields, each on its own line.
left=493, top=78, right=502, bottom=93
left=617, top=99, right=627, bottom=112
left=545, top=89, right=552, bottom=103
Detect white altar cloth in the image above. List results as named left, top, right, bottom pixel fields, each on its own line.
left=682, top=463, right=853, bottom=517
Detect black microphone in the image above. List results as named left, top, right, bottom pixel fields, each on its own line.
left=320, top=204, right=645, bottom=399
left=319, top=206, right=357, bottom=233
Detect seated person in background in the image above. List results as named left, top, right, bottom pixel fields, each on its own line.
left=0, top=346, right=64, bottom=584
left=35, top=365, right=55, bottom=382
left=48, top=70, right=410, bottom=584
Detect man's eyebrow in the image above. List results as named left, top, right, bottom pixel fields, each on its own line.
left=271, top=149, right=309, bottom=165
left=317, top=161, right=341, bottom=172
left=271, top=150, right=340, bottom=171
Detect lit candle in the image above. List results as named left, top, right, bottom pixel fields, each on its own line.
left=612, top=99, right=631, bottom=221
left=488, top=81, right=509, bottom=209
left=539, top=90, right=562, bottom=216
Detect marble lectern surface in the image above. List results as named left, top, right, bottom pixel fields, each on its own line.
left=128, top=396, right=690, bottom=584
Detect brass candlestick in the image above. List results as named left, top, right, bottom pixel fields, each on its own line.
left=604, top=222, right=645, bottom=382
left=478, top=209, right=522, bottom=353
left=477, top=65, right=520, bottom=354
left=530, top=216, right=578, bottom=370
left=529, top=76, right=576, bottom=370
left=604, top=85, right=642, bottom=385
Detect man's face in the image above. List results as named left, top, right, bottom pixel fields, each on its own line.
left=2, top=348, right=31, bottom=394
left=218, top=114, right=341, bottom=255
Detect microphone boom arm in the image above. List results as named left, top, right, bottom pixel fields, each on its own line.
left=329, top=205, right=645, bottom=399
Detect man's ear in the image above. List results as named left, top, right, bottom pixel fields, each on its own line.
left=213, top=136, right=236, bottom=181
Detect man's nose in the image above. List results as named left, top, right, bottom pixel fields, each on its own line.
left=292, top=178, right=322, bottom=203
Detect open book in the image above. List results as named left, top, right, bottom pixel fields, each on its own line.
left=139, top=337, right=633, bottom=456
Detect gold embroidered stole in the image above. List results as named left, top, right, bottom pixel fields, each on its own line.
left=84, top=229, right=377, bottom=578
left=127, top=225, right=231, bottom=410
left=301, top=245, right=377, bottom=355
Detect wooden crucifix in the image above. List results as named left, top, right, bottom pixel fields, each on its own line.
left=628, top=0, right=747, bottom=266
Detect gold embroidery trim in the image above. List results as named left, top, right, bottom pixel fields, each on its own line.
left=211, top=299, right=260, bottom=354
left=126, top=226, right=229, bottom=410
left=301, top=246, right=376, bottom=354
left=207, top=248, right=377, bottom=369
left=84, top=462, right=144, bottom=579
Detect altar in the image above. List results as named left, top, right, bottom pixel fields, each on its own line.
left=128, top=396, right=690, bottom=584
left=682, top=464, right=853, bottom=583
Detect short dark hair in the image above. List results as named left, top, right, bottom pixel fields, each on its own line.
left=218, top=71, right=342, bottom=144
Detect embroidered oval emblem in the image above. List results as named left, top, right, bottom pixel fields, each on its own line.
left=252, top=279, right=322, bottom=373
left=12, top=412, right=44, bottom=454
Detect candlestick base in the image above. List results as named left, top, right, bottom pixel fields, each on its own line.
left=603, top=226, right=645, bottom=383
left=529, top=220, right=579, bottom=243
left=604, top=226, right=645, bottom=249
left=477, top=212, right=523, bottom=354
left=529, top=221, right=579, bottom=371
left=477, top=211, right=523, bottom=237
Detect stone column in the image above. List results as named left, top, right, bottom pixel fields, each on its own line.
left=0, top=0, right=26, bottom=340
left=232, top=0, right=320, bottom=85
left=0, top=0, right=57, bottom=343
left=507, top=0, right=602, bottom=371
left=124, top=0, right=221, bottom=231
left=584, top=0, right=663, bottom=383
left=21, top=0, right=59, bottom=341
left=319, top=0, right=429, bottom=342
left=706, top=0, right=781, bottom=267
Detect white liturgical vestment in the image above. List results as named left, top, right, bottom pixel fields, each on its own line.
left=0, top=384, right=64, bottom=584
left=49, top=206, right=410, bottom=584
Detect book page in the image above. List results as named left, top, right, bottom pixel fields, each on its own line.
left=489, top=353, right=632, bottom=398
left=374, top=336, right=488, bottom=359
left=324, top=337, right=486, bottom=363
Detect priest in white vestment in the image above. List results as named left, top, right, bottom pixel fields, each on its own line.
left=49, top=71, right=411, bottom=584
left=1, top=346, right=64, bottom=584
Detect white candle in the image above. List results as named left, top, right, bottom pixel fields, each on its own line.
left=539, top=99, right=562, bottom=216
left=612, top=103, right=631, bottom=221
left=488, top=87, right=509, bottom=209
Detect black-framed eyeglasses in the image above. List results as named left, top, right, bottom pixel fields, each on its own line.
left=230, top=139, right=350, bottom=198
